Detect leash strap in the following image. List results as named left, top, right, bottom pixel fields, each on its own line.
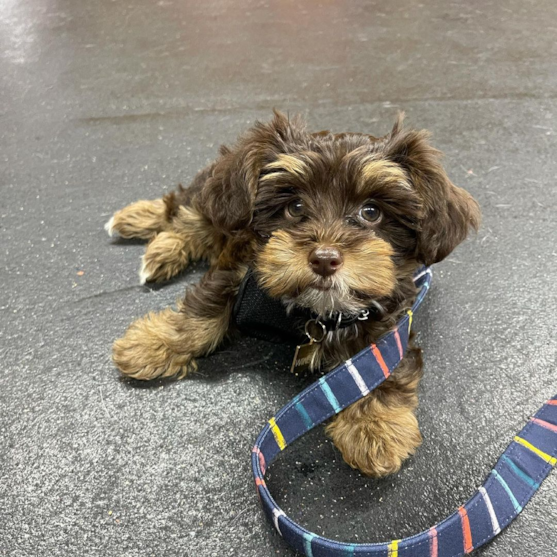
left=251, top=268, right=557, bottom=556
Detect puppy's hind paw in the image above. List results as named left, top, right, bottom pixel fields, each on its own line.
left=105, top=199, right=167, bottom=240
left=104, top=216, right=116, bottom=237
left=139, top=231, right=189, bottom=284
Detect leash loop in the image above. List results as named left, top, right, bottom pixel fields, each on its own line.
left=252, top=266, right=557, bottom=556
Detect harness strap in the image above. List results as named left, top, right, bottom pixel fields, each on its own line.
left=233, top=269, right=385, bottom=344
left=251, top=267, right=557, bottom=556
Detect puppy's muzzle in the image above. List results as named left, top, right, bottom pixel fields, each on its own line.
left=308, top=247, right=344, bottom=277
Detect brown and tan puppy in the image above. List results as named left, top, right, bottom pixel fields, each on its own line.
left=106, top=111, right=480, bottom=477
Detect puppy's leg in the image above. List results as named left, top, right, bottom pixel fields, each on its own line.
left=113, top=267, right=243, bottom=380
left=139, top=205, right=222, bottom=284
left=105, top=199, right=169, bottom=240
left=326, top=346, right=423, bottom=477
left=106, top=163, right=216, bottom=241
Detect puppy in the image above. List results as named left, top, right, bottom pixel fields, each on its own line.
left=106, top=111, right=480, bottom=477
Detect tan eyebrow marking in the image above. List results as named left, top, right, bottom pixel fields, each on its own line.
left=360, top=159, right=409, bottom=187
left=260, top=154, right=310, bottom=182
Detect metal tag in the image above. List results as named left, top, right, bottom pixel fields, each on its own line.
left=290, top=319, right=327, bottom=375
left=290, top=340, right=318, bottom=375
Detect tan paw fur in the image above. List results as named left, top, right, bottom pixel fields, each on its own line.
left=112, top=308, right=196, bottom=380
left=326, top=399, right=422, bottom=477
left=107, top=199, right=168, bottom=240
left=139, top=231, right=189, bottom=284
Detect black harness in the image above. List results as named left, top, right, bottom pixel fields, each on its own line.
left=232, top=270, right=382, bottom=344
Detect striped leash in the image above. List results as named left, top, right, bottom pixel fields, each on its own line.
left=251, top=267, right=557, bottom=556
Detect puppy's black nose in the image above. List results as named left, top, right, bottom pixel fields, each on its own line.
left=309, top=247, right=344, bottom=277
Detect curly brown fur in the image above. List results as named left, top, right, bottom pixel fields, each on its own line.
left=107, top=110, right=480, bottom=477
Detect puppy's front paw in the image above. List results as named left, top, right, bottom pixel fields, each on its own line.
left=139, top=231, right=189, bottom=284
left=112, top=309, right=196, bottom=380
left=326, top=405, right=422, bottom=477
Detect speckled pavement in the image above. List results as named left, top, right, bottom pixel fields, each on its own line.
left=1, top=1, right=556, bottom=555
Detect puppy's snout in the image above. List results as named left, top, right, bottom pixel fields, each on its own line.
left=309, top=247, right=344, bottom=277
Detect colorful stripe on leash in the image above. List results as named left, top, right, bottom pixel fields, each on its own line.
left=251, top=268, right=557, bottom=556
left=457, top=507, right=473, bottom=554
left=514, top=436, right=557, bottom=465
left=252, top=446, right=266, bottom=475
left=479, top=486, right=500, bottom=535
left=319, top=376, right=341, bottom=413
left=387, top=540, right=399, bottom=556
left=294, top=398, right=314, bottom=430
left=428, top=527, right=438, bottom=557
left=371, top=343, right=390, bottom=378
left=303, top=532, right=315, bottom=557
left=346, top=358, right=369, bottom=396
left=531, top=417, right=557, bottom=434
left=268, top=417, right=286, bottom=451
left=394, top=329, right=404, bottom=359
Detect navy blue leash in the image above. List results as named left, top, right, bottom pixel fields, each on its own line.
left=251, top=267, right=557, bottom=556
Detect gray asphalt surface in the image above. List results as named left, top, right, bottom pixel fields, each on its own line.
left=1, top=0, right=556, bottom=555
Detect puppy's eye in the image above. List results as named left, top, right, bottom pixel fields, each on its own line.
left=359, top=203, right=381, bottom=224
left=285, top=199, right=304, bottom=218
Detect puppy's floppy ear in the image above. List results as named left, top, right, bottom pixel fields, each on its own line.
left=384, top=115, right=481, bottom=265
left=199, top=110, right=306, bottom=234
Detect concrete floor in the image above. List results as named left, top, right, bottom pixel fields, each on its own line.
left=1, top=0, right=556, bottom=555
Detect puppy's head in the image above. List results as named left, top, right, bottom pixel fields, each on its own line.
left=201, top=111, right=480, bottom=316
